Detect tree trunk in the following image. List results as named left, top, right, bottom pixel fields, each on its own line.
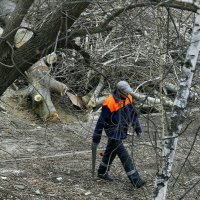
left=153, top=8, right=200, bottom=200
left=0, top=1, right=90, bottom=97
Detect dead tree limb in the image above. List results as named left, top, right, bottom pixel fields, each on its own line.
left=84, top=76, right=105, bottom=109
left=164, top=82, right=198, bottom=99
left=81, top=42, right=124, bottom=109
left=101, top=1, right=197, bottom=29
left=131, top=92, right=174, bottom=108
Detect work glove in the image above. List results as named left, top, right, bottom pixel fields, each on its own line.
left=135, top=128, right=142, bottom=137
left=92, top=134, right=101, bottom=144
left=133, top=125, right=142, bottom=137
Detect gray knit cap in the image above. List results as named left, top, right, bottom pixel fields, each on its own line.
left=116, top=81, right=133, bottom=94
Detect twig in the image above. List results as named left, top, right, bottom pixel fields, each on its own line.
left=134, top=77, right=160, bottom=92
left=102, top=54, right=131, bottom=66
left=101, top=42, right=123, bottom=58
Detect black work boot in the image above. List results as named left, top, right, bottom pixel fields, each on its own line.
left=132, top=178, right=146, bottom=188
left=98, top=173, right=113, bottom=181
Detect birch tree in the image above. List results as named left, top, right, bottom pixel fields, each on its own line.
left=153, top=5, right=200, bottom=200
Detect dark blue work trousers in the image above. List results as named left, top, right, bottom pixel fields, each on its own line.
left=98, top=139, right=140, bottom=184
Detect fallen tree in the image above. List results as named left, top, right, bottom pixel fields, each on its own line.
left=19, top=52, right=85, bottom=122
left=19, top=53, right=67, bottom=121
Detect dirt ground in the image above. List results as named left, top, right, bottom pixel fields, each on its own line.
left=0, top=88, right=200, bottom=200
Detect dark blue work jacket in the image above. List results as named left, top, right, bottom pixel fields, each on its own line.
left=93, top=90, right=142, bottom=144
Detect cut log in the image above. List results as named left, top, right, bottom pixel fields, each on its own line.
left=66, top=92, right=84, bottom=108
left=84, top=76, right=105, bottom=109
left=131, top=92, right=174, bottom=108
left=0, top=23, right=34, bottom=48
left=23, top=52, right=85, bottom=121
left=25, top=53, right=69, bottom=122
left=164, top=82, right=198, bottom=99
left=88, top=90, right=174, bottom=115
left=15, top=26, right=33, bottom=48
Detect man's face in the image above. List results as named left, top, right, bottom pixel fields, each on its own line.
left=119, top=90, right=129, bottom=98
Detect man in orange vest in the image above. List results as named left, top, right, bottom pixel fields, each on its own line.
left=92, top=80, right=146, bottom=188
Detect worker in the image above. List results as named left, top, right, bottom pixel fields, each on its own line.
left=92, top=80, right=146, bottom=188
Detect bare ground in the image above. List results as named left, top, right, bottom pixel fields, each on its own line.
left=0, top=88, right=200, bottom=200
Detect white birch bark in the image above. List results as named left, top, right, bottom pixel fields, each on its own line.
left=131, top=92, right=173, bottom=107
left=164, top=82, right=198, bottom=99
left=153, top=8, right=200, bottom=200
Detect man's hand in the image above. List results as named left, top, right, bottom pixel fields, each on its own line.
left=99, top=150, right=105, bottom=156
